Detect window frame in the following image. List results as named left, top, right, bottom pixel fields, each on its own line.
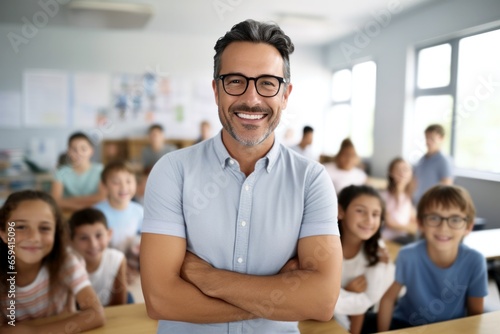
left=413, top=26, right=500, bottom=182
left=328, top=59, right=377, bottom=158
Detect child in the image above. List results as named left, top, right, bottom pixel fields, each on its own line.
left=69, top=207, right=128, bottom=306
left=378, top=185, right=488, bottom=331
left=413, top=124, right=453, bottom=204
left=94, top=161, right=143, bottom=273
left=334, top=185, right=395, bottom=334
left=323, top=138, right=367, bottom=194
left=381, top=157, right=418, bottom=244
left=51, top=132, right=106, bottom=212
left=141, top=124, right=177, bottom=174
left=0, top=190, right=104, bottom=332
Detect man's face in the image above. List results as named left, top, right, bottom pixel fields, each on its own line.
left=213, top=42, right=292, bottom=147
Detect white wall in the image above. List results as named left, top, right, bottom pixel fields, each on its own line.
left=324, top=0, right=500, bottom=228
left=0, top=23, right=329, bottom=158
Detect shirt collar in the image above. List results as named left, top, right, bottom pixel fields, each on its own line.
left=212, top=130, right=281, bottom=173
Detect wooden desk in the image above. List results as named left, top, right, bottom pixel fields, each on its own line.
left=25, top=303, right=350, bottom=333
left=464, top=228, right=500, bottom=260
left=298, top=319, right=349, bottom=333
left=378, top=310, right=500, bottom=333
left=26, top=303, right=157, bottom=333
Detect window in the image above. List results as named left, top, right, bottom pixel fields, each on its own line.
left=325, top=61, right=376, bottom=157
left=411, top=28, right=500, bottom=178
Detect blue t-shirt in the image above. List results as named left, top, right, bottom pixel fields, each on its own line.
left=413, top=151, right=453, bottom=203
left=142, top=131, right=339, bottom=334
left=393, top=240, right=488, bottom=326
left=94, top=200, right=144, bottom=251
left=55, top=163, right=103, bottom=198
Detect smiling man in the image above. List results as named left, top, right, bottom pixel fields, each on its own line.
left=140, top=19, right=342, bottom=334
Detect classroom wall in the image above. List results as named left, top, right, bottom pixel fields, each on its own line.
left=0, top=23, right=330, bottom=161
left=324, top=0, right=500, bottom=228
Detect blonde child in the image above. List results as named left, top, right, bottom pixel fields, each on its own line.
left=94, top=161, right=143, bottom=273
left=378, top=185, right=488, bottom=331
left=381, top=157, right=418, bottom=244
left=0, top=190, right=105, bottom=332
left=69, top=208, right=128, bottom=306
left=323, top=138, right=367, bottom=194
left=51, top=132, right=106, bottom=211
left=334, top=185, right=394, bottom=334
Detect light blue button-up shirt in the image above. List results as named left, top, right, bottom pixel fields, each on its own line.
left=143, top=131, right=339, bottom=334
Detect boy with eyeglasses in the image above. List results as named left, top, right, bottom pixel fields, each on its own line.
left=377, top=185, right=488, bottom=331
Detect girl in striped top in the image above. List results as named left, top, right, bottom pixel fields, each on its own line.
left=0, top=190, right=105, bottom=332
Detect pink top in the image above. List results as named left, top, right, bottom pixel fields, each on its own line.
left=381, top=191, right=414, bottom=240
left=1, top=252, right=90, bottom=323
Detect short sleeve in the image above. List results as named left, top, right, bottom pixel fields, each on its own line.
left=142, top=155, right=186, bottom=237
left=394, top=248, right=409, bottom=285
left=466, top=251, right=489, bottom=298
left=62, top=252, right=91, bottom=295
left=299, top=164, right=339, bottom=238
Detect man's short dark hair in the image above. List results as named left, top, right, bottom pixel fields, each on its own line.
left=213, top=19, right=295, bottom=85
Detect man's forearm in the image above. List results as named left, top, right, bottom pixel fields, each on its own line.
left=194, top=267, right=337, bottom=321
left=145, top=276, right=257, bottom=323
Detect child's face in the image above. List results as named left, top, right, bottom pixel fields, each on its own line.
left=337, top=147, right=358, bottom=170
left=0, top=200, right=56, bottom=267
left=419, top=205, right=473, bottom=253
left=72, top=223, right=111, bottom=266
left=425, top=131, right=444, bottom=153
left=148, top=128, right=164, bottom=148
left=390, top=160, right=413, bottom=186
left=339, top=194, right=382, bottom=241
left=105, top=170, right=137, bottom=205
left=68, top=138, right=93, bottom=166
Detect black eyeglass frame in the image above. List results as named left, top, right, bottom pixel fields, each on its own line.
left=422, top=214, right=469, bottom=229
left=217, top=73, right=287, bottom=97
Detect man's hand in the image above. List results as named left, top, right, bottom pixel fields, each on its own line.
left=344, top=275, right=367, bottom=293
left=180, top=251, right=215, bottom=292
left=279, top=257, right=299, bottom=273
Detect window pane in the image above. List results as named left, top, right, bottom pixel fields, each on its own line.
left=455, top=29, right=500, bottom=173
left=417, top=44, right=451, bottom=89
left=331, top=69, right=351, bottom=102
left=351, top=61, right=376, bottom=157
left=410, top=95, right=453, bottom=162
left=324, top=104, right=351, bottom=155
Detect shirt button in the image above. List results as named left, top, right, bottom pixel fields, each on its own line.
left=237, top=257, right=243, bottom=263
left=241, top=221, right=247, bottom=227
left=245, top=185, right=250, bottom=191
left=229, top=159, right=234, bottom=165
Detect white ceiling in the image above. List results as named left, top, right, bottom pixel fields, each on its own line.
left=0, top=0, right=435, bottom=45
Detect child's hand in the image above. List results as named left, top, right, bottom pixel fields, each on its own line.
left=345, top=275, right=367, bottom=293
left=377, top=247, right=391, bottom=263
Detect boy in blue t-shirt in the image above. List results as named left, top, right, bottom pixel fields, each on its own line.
left=378, top=185, right=488, bottom=331
left=94, top=160, right=143, bottom=275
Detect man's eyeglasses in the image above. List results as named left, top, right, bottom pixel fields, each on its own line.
left=218, top=74, right=287, bottom=97
left=423, top=214, right=469, bottom=229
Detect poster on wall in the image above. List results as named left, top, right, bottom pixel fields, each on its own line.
left=72, top=72, right=111, bottom=128
left=0, top=90, right=22, bottom=128
left=23, top=70, right=70, bottom=127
